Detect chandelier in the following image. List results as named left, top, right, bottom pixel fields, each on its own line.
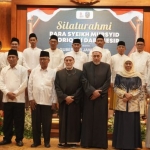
left=71, top=0, right=100, bottom=5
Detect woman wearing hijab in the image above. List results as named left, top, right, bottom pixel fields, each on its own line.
left=112, top=57, right=142, bottom=150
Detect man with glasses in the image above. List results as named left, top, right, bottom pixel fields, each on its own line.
left=130, top=38, right=150, bottom=117
left=28, top=51, right=57, bottom=148
left=44, top=35, right=64, bottom=71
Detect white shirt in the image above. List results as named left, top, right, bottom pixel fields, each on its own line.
left=1, top=51, right=29, bottom=69
left=65, top=50, right=88, bottom=70
left=23, top=47, right=42, bottom=70
left=44, top=48, right=64, bottom=71
left=28, top=66, right=57, bottom=105
left=0, top=64, right=28, bottom=103
left=111, top=53, right=129, bottom=84
left=130, top=51, right=150, bottom=85
left=89, top=46, right=111, bottom=64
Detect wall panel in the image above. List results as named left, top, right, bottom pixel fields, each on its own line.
left=0, top=2, right=11, bottom=51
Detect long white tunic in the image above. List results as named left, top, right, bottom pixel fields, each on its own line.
left=88, top=46, right=111, bottom=64
left=130, top=51, right=150, bottom=85
left=1, top=51, right=29, bottom=69
left=28, top=66, right=57, bottom=105
left=65, top=50, right=88, bottom=70
left=0, top=64, right=28, bottom=103
left=23, top=47, right=42, bottom=70
left=44, top=48, right=64, bottom=71
left=111, top=53, right=129, bottom=84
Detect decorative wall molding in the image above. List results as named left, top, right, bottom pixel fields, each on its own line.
left=71, top=0, right=100, bottom=5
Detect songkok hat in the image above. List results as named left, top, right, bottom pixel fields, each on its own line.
left=11, top=37, right=19, bottom=44
left=8, top=49, right=18, bottom=56
left=137, top=38, right=145, bottom=43
left=73, top=39, right=81, bottom=44
left=92, top=46, right=102, bottom=54
left=117, top=41, right=125, bottom=46
left=50, top=35, right=58, bottom=41
left=64, top=53, right=74, bottom=60
left=29, top=33, right=37, bottom=39
left=96, top=34, right=104, bottom=40
left=40, top=51, right=49, bottom=57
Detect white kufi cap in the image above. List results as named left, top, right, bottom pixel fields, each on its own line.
left=92, top=46, right=102, bottom=54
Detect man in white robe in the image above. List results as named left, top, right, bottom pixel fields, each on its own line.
left=110, top=41, right=128, bottom=109
left=65, top=39, right=88, bottom=70
left=1, top=38, right=29, bottom=70
left=130, top=37, right=150, bottom=116
left=44, top=35, right=64, bottom=71
left=28, top=51, right=57, bottom=148
left=23, top=33, right=42, bottom=74
left=0, top=49, right=27, bottom=147
left=23, top=33, right=42, bottom=108
left=88, top=34, right=111, bottom=64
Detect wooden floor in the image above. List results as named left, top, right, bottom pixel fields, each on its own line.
left=0, top=136, right=148, bottom=150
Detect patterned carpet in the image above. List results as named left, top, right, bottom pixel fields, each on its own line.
left=0, top=136, right=147, bottom=150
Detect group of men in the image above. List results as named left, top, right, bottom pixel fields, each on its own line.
left=0, top=33, right=149, bottom=149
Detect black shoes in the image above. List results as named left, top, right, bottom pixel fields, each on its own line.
left=58, top=143, right=66, bottom=148
left=0, top=140, right=11, bottom=145
left=70, top=144, right=77, bottom=149
left=58, top=143, right=77, bottom=148
left=31, top=143, right=41, bottom=147
left=44, top=143, right=51, bottom=148
left=31, top=143, right=50, bottom=148
left=16, top=141, right=23, bottom=147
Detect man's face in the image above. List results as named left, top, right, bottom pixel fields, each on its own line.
left=29, top=37, right=37, bottom=48
left=117, top=45, right=126, bottom=55
left=72, top=43, right=81, bottom=52
left=92, top=51, right=102, bottom=65
left=39, top=57, right=50, bottom=69
left=11, top=41, right=19, bottom=50
left=64, top=56, right=75, bottom=69
left=136, top=42, right=145, bottom=52
left=7, top=55, right=18, bottom=67
left=95, top=38, right=105, bottom=48
left=49, top=39, right=58, bottom=50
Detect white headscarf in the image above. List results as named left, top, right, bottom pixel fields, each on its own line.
left=117, top=57, right=142, bottom=79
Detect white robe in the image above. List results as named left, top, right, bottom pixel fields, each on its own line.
left=44, top=48, right=64, bottom=71
left=1, top=51, right=29, bottom=69
left=23, top=47, right=42, bottom=70
left=130, top=51, right=150, bottom=85
left=111, top=53, right=129, bottom=84
left=130, top=50, right=150, bottom=115
left=65, top=50, right=88, bottom=70
left=88, top=46, right=111, bottom=64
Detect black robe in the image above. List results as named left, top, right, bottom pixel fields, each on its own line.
left=55, top=68, right=83, bottom=143
left=81, top=61, right=111, bottom=148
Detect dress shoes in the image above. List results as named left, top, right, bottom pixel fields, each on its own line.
left=16, top=141, right=23, bottom=147
left=58, top=143, right=67, bottom=148
left=31, top=143, right=41, bottom=147
left=69, top=144, right=77, bottom=149
left=44, top=143, right=51, bottom=148
left=0, top=140, right=11, bottom=145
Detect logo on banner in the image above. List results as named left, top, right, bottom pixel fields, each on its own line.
left=76, top=11, right=93, bottom=19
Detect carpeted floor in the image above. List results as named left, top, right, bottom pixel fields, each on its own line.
left=0, top=136, right=148, bottom=150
